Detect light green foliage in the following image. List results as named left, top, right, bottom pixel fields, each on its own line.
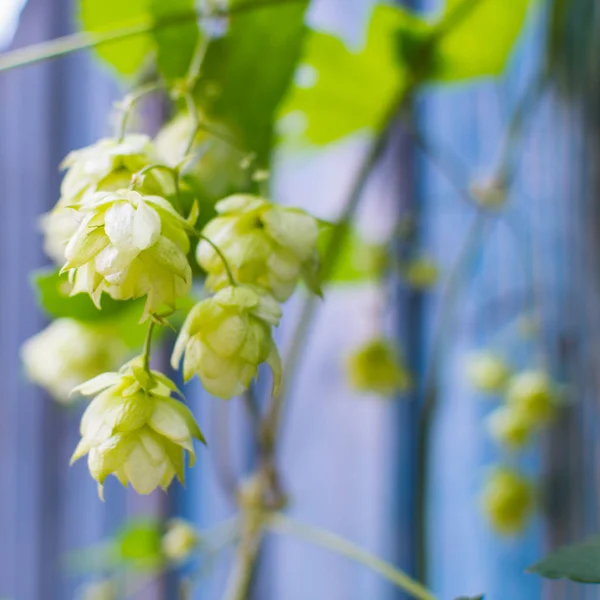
left=318, top=223, right=387, bottom=285
left=279, top=0, right=533, bottom=147
left=430, top=0, right=533, bottom=81
left=196, top=0, right=310, bottom=163
left=79, top=0, right=199, bottom=78
left=278, top=4, right=416, bottom=145
left=151, top=0, right=199, bottom=80
left=33, top=269, right=151, bottom=350
left=116, top=518, right=163, bottom=570
left=529, top=536, right=600, bottom=583
left=79, top=0, right=152, bottom=75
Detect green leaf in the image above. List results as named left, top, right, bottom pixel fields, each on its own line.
left=32, top=268, right=136, bottom=322
left=116, top=518, right=163, bottom=571
left=79, top=0, right=152, bottom=76
left=319, top=224, right=387, bottom=285
left=278, top=4, right=419, bottom=145
left=32, top=268, right=149, bottom=350
left=79, top=0, right=199, bottom=79
left=528, top=536, right=600, bottom=583
left=429, top=0, right=533, bottom=81
left=196, top=0, right=310, bottom=163
left=151, top=0, right=199, bottom=80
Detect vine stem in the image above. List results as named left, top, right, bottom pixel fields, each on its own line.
left=221, top=513, right=264, bottom=600
left=117, top=81, right=164, bottom=141
left=193, top=232, right=237, bottom=287
left=261, top=100, right=401, bottom=451
left=415, top=211, right=488, bottom=582
left=142, top=319, right=156, bottom=372
left=267, top=514, right=438, bottom=600
left=0, top=0, right=306, bottom=73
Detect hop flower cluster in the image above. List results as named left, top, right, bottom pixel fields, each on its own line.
left=61, top=189, right=192, bottom=320
left=197, top=194, right=320, bottom=302
left=172, top=286, right=282, bottom=399
left=467, top=347, right=559, bottom=535
left=71, top=359, right=204, bottom=497
left=42, top=135, right=170, bottom=264
left=171, top=194, right=320, bottom=400
left=27, top=114, right=322, bottom=498
left=21, top=318, right=126, bottom=403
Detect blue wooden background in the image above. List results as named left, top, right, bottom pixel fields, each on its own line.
left=0, top=0, right=597, bottom=599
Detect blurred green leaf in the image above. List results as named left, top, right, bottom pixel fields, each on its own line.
left=32, top=268, right=149, bottom=350
left=528, top=536, right=600, bottom=583
left=196, top=0, right=309, bottom=164
left=319, top=224, right=387, bottom=285
left=116, top=518, right=163, bottom=571
left=33, top=268, right=137, bottom=322
left=151, top=0, right=199, bottom=80
left=79, top=0, right=199, bottom=78
left=79, top=0, right=152, bottom=75
left=278, top=4, right=420, bottom=145
left=429, top=0, right=533, bottom=81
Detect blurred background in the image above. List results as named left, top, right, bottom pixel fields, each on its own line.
left=1, top=0, right=599, bottom=598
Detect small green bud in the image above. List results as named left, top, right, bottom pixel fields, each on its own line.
left=61, top=189, right=192, bottom=320
left=506, top=370, right=557, bottom=424
left=487, top=405, right=535, bottom=450
left=71, top=359, right=205, bottom=497
left=401, top=256, right=439, bottom=290
left=470, top=177, right=507, bottom=210
left=161, top=518, right=199, bottom=562
left=196, top=194, right=320, bottom=302
left=347, top=338, right=411, bottom=396
left=21, top=319, right=127, bottom=403
left=465, top=352, right=510, bottom=394
left=481, top=467, right=535, bottom=535
left=171, top=286, right=282, bottom=400
left=78, top=580, right=115, bottom=600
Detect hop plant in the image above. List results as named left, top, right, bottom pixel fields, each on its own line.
left=171, top=286, right=282, bottom=400
left=196, top=194, right=320, bottom=302
left=487, top=405, right=535, bottom=450
left=506, top=370, right=557, bottom=424
left=155, top=112, right=245, bottom=199
left=465, top=352, right=510, bottom=394
left=481, top=467, right=535, bottom=535
left=21, top=318, right=127, bottom=403
left=61, top=189, right=192, bottom=320
left=42, top=135, right=171, bottom=264
left=162, top=518, right=199, bottom=562
left=71, top=359, right=205, bottom=497
left=347, top=338, right=411, bottom=396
